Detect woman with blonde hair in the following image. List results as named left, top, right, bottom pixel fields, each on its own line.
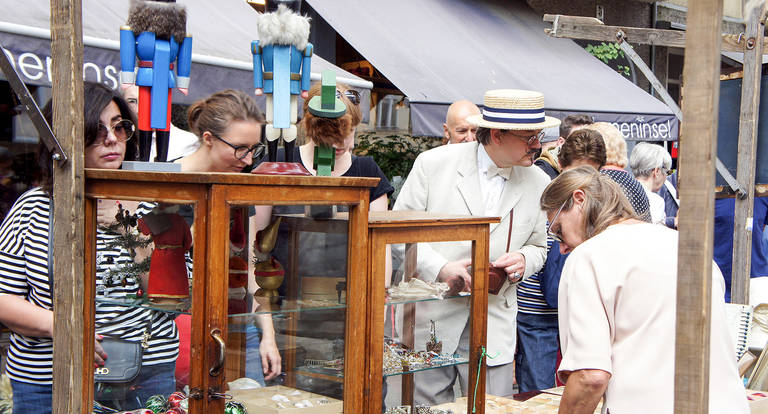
left=541, top=166, right=747, bottom=413
left=583, top=122, right=651, bottom=221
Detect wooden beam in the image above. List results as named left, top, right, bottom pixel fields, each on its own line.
left=49, top=0, right=84, bottom=413
left=675, top=0, right=722, bottom=412
left=544, top=14, right=759, bottom=53
left=730, top=2, right=765, bottom=305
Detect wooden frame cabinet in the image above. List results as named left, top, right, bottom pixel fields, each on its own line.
left=365, top=211, right=498, bottom=414
left=83, top=169, right=376, bottom=413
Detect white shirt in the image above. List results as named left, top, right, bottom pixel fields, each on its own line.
left=149, top=124, right=200, bottom=161
left=643, top=186, right=666, bottom=225
left=476, top=144, right=507, bottom=216
left=558, top=223, right=749, bottom=414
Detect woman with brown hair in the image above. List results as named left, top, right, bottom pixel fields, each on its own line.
left=0, top=82, right=178, bottom=412
left=260, top=82, right=393, bottom=207
left=175, top=89, right=281, bottom=386
left=541, top=166, right=747, bottom=413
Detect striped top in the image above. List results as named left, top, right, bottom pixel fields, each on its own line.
left=0, top=189, right=179, bottom=385
left=517, top=236, right=557, bottom=315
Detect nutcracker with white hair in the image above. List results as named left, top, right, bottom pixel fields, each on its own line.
left=252, top=0, right=313, bottom=163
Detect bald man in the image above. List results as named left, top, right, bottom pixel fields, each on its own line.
left=442, top=100, right=481, bottom=144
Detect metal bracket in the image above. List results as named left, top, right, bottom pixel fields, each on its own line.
left=0, top=44, right=67, bottom=164
left=552, top=14, right=560, bottom=37
left=615, top=31, right=747, bottom=196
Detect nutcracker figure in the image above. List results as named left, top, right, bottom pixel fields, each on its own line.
left=120, top=0, right=193, bottom=162
left=252, top=0, right=312, bottom=163
left=138, top=204, right=193, bottom=303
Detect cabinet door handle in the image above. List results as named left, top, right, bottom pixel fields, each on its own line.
left=210, top=328, right=225, bottom=377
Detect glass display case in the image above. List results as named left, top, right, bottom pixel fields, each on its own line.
left=365, top=211, right=498, bottom=414
left=83, top=169, right=377, bottom=413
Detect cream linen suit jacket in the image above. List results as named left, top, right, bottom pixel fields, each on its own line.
left=393, top=142, right=549, bottom=366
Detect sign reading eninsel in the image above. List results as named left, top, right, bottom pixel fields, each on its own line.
left=546, top=110, right=680, bottom=141
left=1, top=32, right=122, bottom=89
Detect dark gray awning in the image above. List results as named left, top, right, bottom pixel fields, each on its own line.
left=307, top=0, right=678, bottom=140
left=0, top=0, right=371, bottom=115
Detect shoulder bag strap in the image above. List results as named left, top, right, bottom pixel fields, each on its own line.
left=47, top=197, right=53, bottom=297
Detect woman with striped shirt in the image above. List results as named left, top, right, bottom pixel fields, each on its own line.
left=0, top=82, right=179, bottom=413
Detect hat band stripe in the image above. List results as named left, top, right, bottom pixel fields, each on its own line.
left=483, top=107, right=544, bottom=114
left=482, top=108, right=545, bottom=124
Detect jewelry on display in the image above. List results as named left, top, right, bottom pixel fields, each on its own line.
left=387, top=278, right=451, bottom=301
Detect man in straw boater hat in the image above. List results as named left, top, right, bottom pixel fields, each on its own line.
left=394, top=89, right=559, bottom=402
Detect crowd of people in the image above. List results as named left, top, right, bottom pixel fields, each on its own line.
left=0, top=81, right=760, bottom=413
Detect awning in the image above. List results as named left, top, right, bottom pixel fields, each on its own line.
left=307, top=0, right=678, bottom=140
left=0, top=0, right=372, bottom=114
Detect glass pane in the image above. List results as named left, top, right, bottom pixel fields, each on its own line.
left=92, top=200, right=194, bottom=412
left=226, top=204, right=349, bottom=412
left=384, top=242, right=473, bottom=412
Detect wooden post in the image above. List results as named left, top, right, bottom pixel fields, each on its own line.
left=49, top=0, right=84, bottom=412
left=731, top=2, right=765, bottom=305
left=675, top=0, right=722, bottom=412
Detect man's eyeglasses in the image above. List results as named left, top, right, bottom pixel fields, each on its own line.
left=547, top=197, right=570, bottom=243
left=336, top=89, right=361, bottom=106
left=95, top=119, right=135, bottom=145
left=507, top=130, right=545, bottom=146
left=209, top=132, right=265, bottom=161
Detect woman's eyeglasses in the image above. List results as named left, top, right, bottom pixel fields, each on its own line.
left=547, top=197, right=570, bottom=243
left=210, top=132, right=265, bottom=161
left=336, top=89, right=361, bottom=106
left=95, top=119, right=135, bottom=145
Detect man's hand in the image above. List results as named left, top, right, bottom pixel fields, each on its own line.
left=437, top=258, right=472, bottom=295
left=492, top=252, right=526, bottom=284
left=255, top=88, right=264, bottom=96
left=301, top=90, right=309, bottom=99
left=260, top=334, right=282, bottom=380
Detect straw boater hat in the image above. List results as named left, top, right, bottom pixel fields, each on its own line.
left=467, top=89, right=561, bottom=130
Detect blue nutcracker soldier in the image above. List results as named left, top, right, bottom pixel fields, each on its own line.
left=120, top=0, right=192, bottom=162
left=252, top=0, right=312, bottom=163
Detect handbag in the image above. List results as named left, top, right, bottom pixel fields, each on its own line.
left=47, top=200, right=148, bottom=385
left=94, top=338, right=143, bottom=382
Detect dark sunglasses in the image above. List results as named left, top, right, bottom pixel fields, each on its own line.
left=209, top=132, right=265, bottom=161
left=95, top=119, right=135, bottom=145
left=336, top=89, right=361, bottom=106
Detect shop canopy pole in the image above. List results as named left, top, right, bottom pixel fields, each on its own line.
left=675, top=0, right=723, bottom=412
left=731, top=3, right=766, bottom=305
left=49, top=0, right=86, bottom=413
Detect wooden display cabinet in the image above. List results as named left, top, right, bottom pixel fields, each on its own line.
left=365, top=211, right=499, bottom=414
left=83, top=169, right=377, bottom=413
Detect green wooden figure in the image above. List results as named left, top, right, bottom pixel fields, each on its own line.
left=313, top=145, right=335, bottom=176
left=307, top=70, right=347, bottom=176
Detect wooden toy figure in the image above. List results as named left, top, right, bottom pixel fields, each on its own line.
left=306, top=70, right=347, bottom=177
left=252, top=0, right=313, bottom=163
left=120, top=0, right=193, bottom=162
left=138, top=204, right=192, bottom=303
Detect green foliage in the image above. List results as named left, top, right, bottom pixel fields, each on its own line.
left=354, top=133, right=442, bottom=180
left=585, top=42, right=631, bottom=78
left=354, top=133, right=442, bottom=203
